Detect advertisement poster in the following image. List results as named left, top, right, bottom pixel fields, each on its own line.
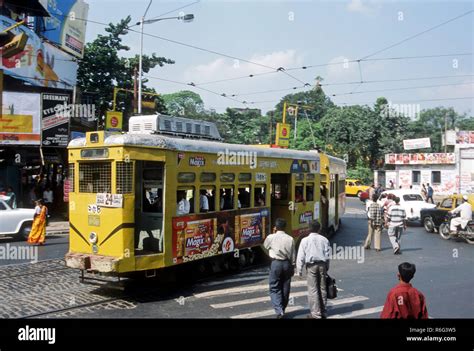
left=385, top=153, right=455, bottom=165
left=39, top=0, right=89, bottom=58
left=172, top=208, right=269, bottom=264
left=41, top=93, right=70, bottom=147
left=403, top=137, right=431, bottom=150
left=0, top=92, right=41, bottom=145
left=238, top=213, right=265, bottom=245
left=385, top=171, right=397, bottom=189
left=456, top=131, right=474, bottom=145
left=0, top=16, right=78, bottom=90
left=398, top=170, right=411, bottom=188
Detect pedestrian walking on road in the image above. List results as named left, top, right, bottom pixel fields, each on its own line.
left=263, top=218, right=295, bottom=319
left=381, top=262, right=428, bottom=319
left=387, top=197, right=406, bottom=255
left=426, top=183, right=434, bottom=204
left=296, top=220, right=330, bottom=319
left=27, top=199, right=48, bottom=245
left=364, top=194, right=383, bottom=251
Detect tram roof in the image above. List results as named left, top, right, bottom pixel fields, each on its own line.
left=69, top=132, right=323, bottom=161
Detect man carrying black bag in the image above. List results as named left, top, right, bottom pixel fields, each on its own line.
left=296, top=220, right=331, bottom=319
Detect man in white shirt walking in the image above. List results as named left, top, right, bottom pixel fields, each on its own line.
left=263, top=218, right=295, bottom=319
left=450, top=195, right=472, bottom=233
left=296, top=220, right=330, bottom=319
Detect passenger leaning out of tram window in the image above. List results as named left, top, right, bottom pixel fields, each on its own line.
left=177, top=190, right=190, bottom=216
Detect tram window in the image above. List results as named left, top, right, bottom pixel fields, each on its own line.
left=79, top=162, right=111, bottom=193
left=220, top=187, right=235, bottom=210
left=144, top=169, right=163, bottom=181
left=238, top=186, right=251, bottom=208
left=68, top=164, right=75, bottom=192
left=116, top=161, right=134, bottom=194
left=200, top=172, right=216, bottom=182
left=220, top=173, right=235, bottom=182
left=143, top=186, right=162, bottom=213
left=199, top=187, right=215, bottom=212
left=339, top=180, right=345, bottom=194
left=186, top=123, right=192, bottom=133
left=177, top=188, right=194, bottom=216
left=178, top=172, right=195, bottom=183
left=295, top=173, right=304, bottom=181
left=295, top=184, right=304, bottom=203
left=271, top=183, right=288, bottom=200
left=254, top=186, right=266, bottom=207
left=306, top=174, right=315, bottom=181
left=306, top=183, right=314, bottom=202
left=238, top=173, right=252, bottom=182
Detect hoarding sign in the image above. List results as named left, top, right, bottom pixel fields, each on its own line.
left=41, top=93, right=71, bottom=147
left=39, top=0, right=89, bottom=58
left=0, top=92, right=41, bottom=145
left=105, top=111, right=123, bottom=131
left=385, top=153, right=456, bottom=165
left=0, top=16, right=78, bottom=90
left=403, top=137, right=431, bottom=150
left=276, top=123, right=290, bottom=147
left=456, top=131, right=474, bottom=145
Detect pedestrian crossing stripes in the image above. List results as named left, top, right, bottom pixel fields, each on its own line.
left=193, top=273, right=383, bottom=319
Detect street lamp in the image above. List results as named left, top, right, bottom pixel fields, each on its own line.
left=137, top=0, right=194, bottom=114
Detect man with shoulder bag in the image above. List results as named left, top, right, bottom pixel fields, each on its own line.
left=296, top=220, right=331, bottom=319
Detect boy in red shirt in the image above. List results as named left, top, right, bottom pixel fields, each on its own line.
left=381, top=262, right=428, bottom=319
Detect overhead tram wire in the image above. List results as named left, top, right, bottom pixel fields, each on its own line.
left=360, top=9, right=474, bottom=60
left=330, top=81, right=474, bottom=97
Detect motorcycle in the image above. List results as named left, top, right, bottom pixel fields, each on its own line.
left=438, top=213, right=474, bottom=244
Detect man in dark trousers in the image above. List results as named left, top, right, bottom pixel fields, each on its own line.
left=381, top=262, right=428, bottom=319
left=426, top=183, right=434, bottom=204
left=263, top=218, right=295, bottom=319
left=296, top=220, right=330, bottom=319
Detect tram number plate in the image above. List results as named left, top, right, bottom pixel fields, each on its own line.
left=88, top=215, right=100, bottom=227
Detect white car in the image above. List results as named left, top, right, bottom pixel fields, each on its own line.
left=0, top=199, right=35, bottom=240
left=377, top=189, right=436, bottom=221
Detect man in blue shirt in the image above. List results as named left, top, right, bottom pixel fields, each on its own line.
left=426, top=184, right=434, bottom=204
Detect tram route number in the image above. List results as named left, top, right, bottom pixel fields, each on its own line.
left=88, top=204, right=101, bottom=214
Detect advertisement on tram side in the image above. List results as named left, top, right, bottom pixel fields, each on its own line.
left=172, top=208, right=270, bottom=264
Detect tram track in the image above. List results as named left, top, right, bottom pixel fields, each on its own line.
left=2, top=255, right=270, bottom=319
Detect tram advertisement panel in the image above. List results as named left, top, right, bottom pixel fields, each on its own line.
left=172, top=208, right=270, bottom=264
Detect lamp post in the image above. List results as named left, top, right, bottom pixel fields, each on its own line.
left=137, top=0, right=194, bottom=114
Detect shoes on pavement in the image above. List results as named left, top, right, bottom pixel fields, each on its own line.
left=394, top=248, right=401, bottom=255
left=276, top=313, right=284, bottom=319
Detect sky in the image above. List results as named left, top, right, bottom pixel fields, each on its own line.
left=84, top=0, right=474, bottom=115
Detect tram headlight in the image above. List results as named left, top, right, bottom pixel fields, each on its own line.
left=89, top=232, right=98, bottom=244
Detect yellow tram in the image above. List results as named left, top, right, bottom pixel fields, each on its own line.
left=65, top=115, right=346, bottom=276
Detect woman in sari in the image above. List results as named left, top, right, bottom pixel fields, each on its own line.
left=27, top=199, right=47, bottom=245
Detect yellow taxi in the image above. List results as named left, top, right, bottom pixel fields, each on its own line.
left=345, top=179, right=370, bottom=197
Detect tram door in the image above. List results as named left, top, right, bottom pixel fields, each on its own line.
left=270, top=174, right=292, bottom=231
left=135, top=161, right=164, bottom=255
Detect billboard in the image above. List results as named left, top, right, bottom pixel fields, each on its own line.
left=385, top=153, right=456, bottom=165
left=403, top=137, right=431, bottom=150
left=0, top=16, right=78, bottom=90
left=456, top=131, right=474, bottom=145
left=39, top=0, right=89, bottom=58
left=41, top=93, right=71, bottom=147
left=0, top=92, right=41, bottom=145
left=276, top=123, right=290, bottom=147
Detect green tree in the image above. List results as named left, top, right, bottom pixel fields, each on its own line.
left=161, top=90, right=205, bottom=117
left=77, top=16, right=174, bottom=128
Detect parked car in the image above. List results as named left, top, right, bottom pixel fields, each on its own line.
left=377, top=189, right=436, bottom=222
left=345, top=179, right=370, bottom=197
left=0, top=199, right=35, bottom=240
left=420, top=194, right=474, bottom=233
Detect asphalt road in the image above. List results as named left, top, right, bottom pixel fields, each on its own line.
left=0, top=196, right=472, bottom=318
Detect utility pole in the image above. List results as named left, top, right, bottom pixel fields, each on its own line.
left=444, top=113, right=448, bottom=153
left=134, top=67, right=138, bottom=114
